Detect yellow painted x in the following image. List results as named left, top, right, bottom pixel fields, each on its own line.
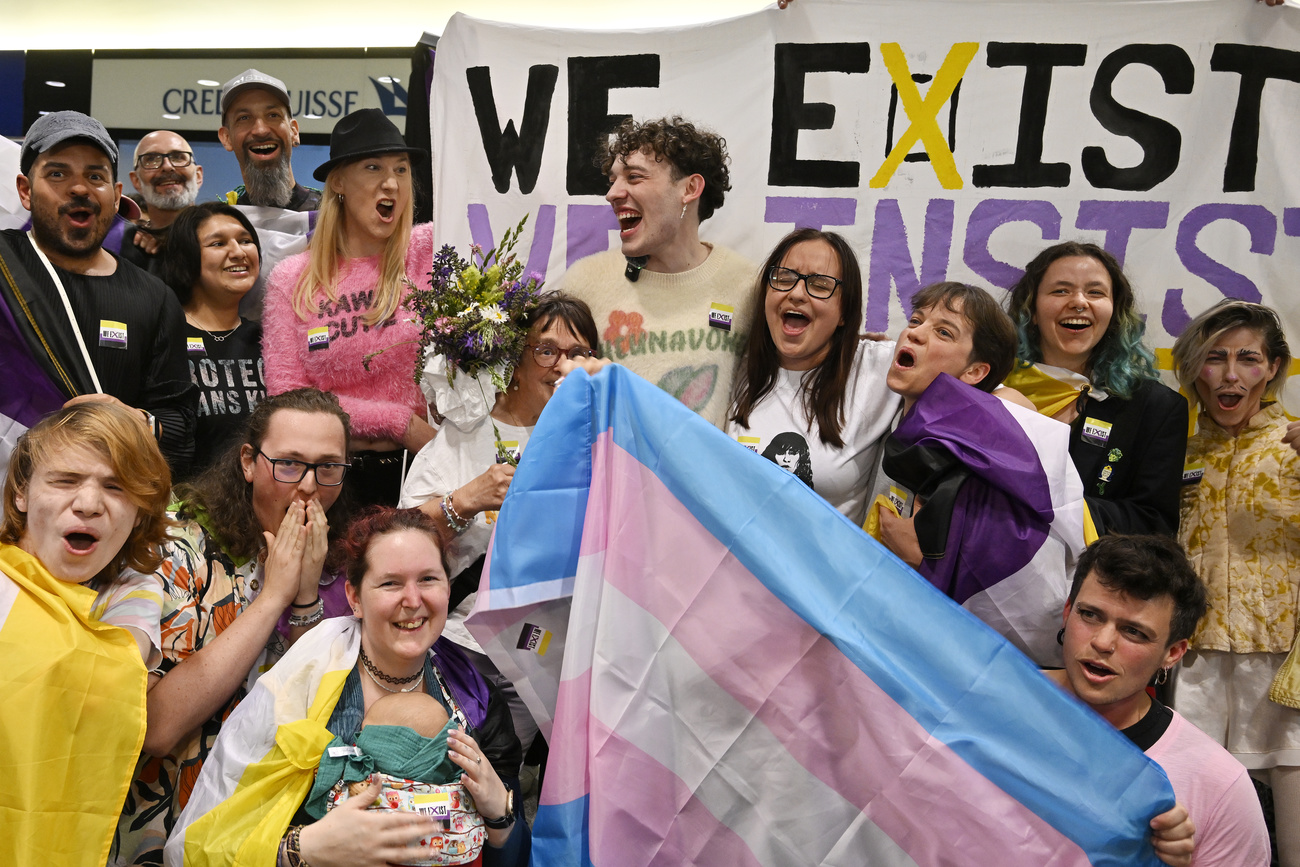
left=870, top=42, right=979, bottom=190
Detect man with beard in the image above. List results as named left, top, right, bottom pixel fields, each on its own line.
left=121, top=129, right=203, bottom=273
left=0, top=111, right=196, bottom=476
left=218, top=69, right=320, bottom=211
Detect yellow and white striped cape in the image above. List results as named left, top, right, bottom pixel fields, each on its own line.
left=0, top=542, right=148, bottom=867
left=165, top=617, right=361, bottom=867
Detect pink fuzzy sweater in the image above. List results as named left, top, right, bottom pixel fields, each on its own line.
left=262, top=222, right=432, bottom=441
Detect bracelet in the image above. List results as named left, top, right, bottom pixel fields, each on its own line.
left=279, top=825, right=310, bottom=867
left=290, top=596, right=321, bottom=609
left=441, top=492, right=470, bottom=534
left=288, top=598, right=324, bottom=627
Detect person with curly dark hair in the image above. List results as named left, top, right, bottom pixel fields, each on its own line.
left=559, top=115, right=757, bottom=428
left=1002, top=242, right=1187, bottom=537
left=112, top=387, right=357, bottom=865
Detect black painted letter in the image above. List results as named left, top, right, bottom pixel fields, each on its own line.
left=1210, top=44, right=1300, bottom=193
left=972, top=43, right=1086, bottom=188
left=769, top=43, right=871, bottom=188
left=1082, top=45, right=1193, bottom=191
left=566, top=55, right=660, bottom=196
left=466, top=65, right=559, bottom=195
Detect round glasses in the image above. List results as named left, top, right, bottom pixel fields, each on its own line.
left=527, top=343, right=597, bottom=369
left=136, top=150, right=194, bottom=170
left=767, top=266, right=841, bottom=300
left=256, top=450, right=349, bottom=486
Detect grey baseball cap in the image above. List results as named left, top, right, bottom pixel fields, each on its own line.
left=220, top=69, right=292, bottom=120
left=20, top=111, right=118, bottom=176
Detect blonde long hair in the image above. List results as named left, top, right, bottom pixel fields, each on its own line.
left=290, top=163, right=415, bottom=327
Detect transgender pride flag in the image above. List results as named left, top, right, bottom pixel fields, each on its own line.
left=467, top=365, right=1173, bottom=866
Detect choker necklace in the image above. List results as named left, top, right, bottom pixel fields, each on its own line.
left=363, top=664, right=424, bottom=694
left=190, top=320, right=240, bottom=343
left=359, top=647, right=423, bottom=685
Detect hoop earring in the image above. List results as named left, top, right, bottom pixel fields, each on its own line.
left=1056, top=628, right=1065, bottom=646
left=1155, top=666, right=1170, bottom=685
left=337, top=193, right=344, bottom=204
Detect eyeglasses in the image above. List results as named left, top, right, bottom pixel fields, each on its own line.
left=527, top=342, right=597, bottom=369
left=767, top=266, right=842, bottom=300
left=135, top=150, right=194, bottom=170
left=256, top=450, right=350, bottom=486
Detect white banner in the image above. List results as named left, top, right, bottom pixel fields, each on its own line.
left=430, top=0, right=1300, bottom=396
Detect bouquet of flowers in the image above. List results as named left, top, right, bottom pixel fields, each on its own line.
left=407, top=215, right=546, bottom=439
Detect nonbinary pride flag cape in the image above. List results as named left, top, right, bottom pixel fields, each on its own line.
left=468, top=365, right=1173, bottom=867
left=0, top=543, right=148, bottom=867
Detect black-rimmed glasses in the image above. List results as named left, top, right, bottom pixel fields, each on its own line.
left=256, top=450, right=350, bottom=486
left=527, top=343, right=597, bottom=369
left=767, top=266, right=842, bottom=300
left=136, top=150, right=194, bottom=170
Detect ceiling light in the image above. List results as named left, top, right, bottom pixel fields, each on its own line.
left=45, top=80, right=65, bottom=88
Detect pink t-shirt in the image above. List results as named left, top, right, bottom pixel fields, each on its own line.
left=1146, top=710, right=1269, bottom=867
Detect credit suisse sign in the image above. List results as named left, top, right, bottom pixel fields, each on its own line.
left=90, top=57, right=409, bottom=133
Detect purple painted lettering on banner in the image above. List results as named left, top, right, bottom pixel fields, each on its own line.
left=763, top=196, right=857, bottom=231
left=963, top=199, right=1061, bottom=289
left=566, top=204, right=620, bottom=268
left=1285, top=208, right=1300, bottom=238
left=527, top=204, right=556, bottom=282
left=1163, top=203, right=1275, bottom=335
left=1074, top=200, right=1170, bottom=267
left=468, top=203, right=557, bottom=278
left=866, top=199, right=955, bottom=332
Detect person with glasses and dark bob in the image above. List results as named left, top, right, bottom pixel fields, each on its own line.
left=111, top=387, right=357, bottom=865
left=727, top=228, right=899, bottom=523
left=398, top=293, right=598, bottom=752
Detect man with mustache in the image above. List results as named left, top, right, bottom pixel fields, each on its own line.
left=0, top=111, right=197, bottom=477
left=121, top=129, right=203, bottom=273
left=218, top=69, right=321, bottom=211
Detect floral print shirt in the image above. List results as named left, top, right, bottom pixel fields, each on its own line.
left=112, top=515, right=282, bottom=865
left=1180, top=403, right=1300, bottom=654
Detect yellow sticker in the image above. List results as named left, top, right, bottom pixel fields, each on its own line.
left=1182, top=460, right=1204, bottom=483
left=887, top=485, right=908, bottom=514
left=708, top=302, right=734, bottom=331
left=307, top=326, right=330, bottom=351
left=186, top=336, right=206, bottom=354
left=517, top=623, right=552, bottom=656
left=1081, top=417, right=1113, bottom=445
left=412, top=791, right=451, bottom=819
left=737, top=435, right=760, bottom=453
left=98, top=320, right=128, bottom=348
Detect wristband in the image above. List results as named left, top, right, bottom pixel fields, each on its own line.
left=287, top=598, right=324, bottom=627
left=441, top=492, right=470, bottom=534
left=290, top=596, right=321, bottom=609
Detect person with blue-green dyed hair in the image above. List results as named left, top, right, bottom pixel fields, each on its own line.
left=1002, top=241, right=1187, bottom=537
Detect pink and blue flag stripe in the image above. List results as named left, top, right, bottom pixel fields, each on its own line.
left=468, top=365, right=1173, bottom=866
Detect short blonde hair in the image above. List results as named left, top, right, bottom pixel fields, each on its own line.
left=1172, top=300, right=1291, bottom=410
left=1, top=403, right=174, bottom=576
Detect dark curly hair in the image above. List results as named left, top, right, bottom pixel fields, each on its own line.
left=1068, top=534, right=1208, bottom=646
left=174, top=388, right=354, bottom=568
left=598, top=116, right=732, bottom=222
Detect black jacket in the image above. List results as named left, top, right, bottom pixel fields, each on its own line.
left=1068, top=378, right=1188, bottom=536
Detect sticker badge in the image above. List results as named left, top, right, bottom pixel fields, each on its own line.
left=98, top=320, right=127, bottom=349
left=495, top=440, right=522, bottom=464
left=737, top=435, right=760, bottom=452
left=1081, top=417, right=1113, bottom=446
left=186, top=336, right=207, bottom=355
left=517, top=623, right=552, bottom=656
left=327, top=745, right=362, bottom=759
left=307, top=327, right=330, bottom=351
left=1099, top=465, right=1113, bottom=482
left=887, top=485, right=908, bottom=514
left=1183, top=460, right=1205, bottom=484
left=411, top=792, right=451, bottom=820
left=707, top=302, right=734, bottom=331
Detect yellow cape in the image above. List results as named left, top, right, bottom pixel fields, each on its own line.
left=0, top=543, right=147, bottom=867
